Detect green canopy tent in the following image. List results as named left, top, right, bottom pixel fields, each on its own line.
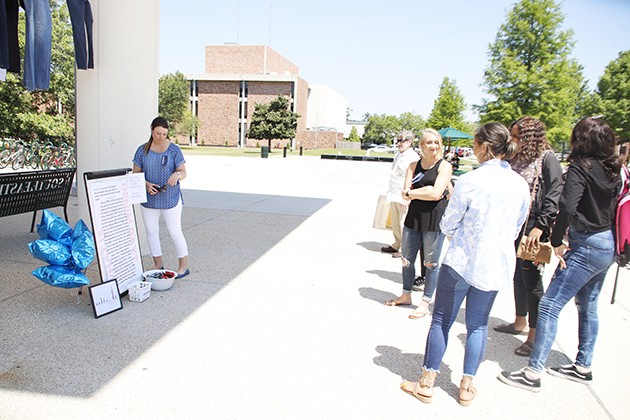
left=438, top=127, right=473, bottom=152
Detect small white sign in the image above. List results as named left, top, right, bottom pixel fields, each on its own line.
left=89, top=280, right=123, bottom=318
left=127, top=172, right=147, bottom=204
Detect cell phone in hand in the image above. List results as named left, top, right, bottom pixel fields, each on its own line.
left=157, top=184, right=167, bottom=192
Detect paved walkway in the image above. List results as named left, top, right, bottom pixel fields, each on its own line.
left=0, top=155, right=628, bottom=419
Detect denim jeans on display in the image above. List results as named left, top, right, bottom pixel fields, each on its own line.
left=1, top=0, right=21, bottom=72
left=401, top=227, right=444, bottom=299
left=423, top=264, right=498, bottom=376
left=66, top=0, right=94, bottom=69
left=0, top=0, right=8, bottom=69
left=528, top=229, right=615, bottom=372
left=23, top=0, right=52, bottom=90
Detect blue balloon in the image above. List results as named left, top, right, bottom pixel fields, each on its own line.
left=71, top=231, right=95, bottom=269
left=28, top=239, right=72, bottom=266
left=32, top=265, right=90, bottom=289
left=31, top=213, right=96, bottom=288
left=37, top=210, right=73, bottom=247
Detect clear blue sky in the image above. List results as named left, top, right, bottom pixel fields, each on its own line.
left=160, top=0, right=630, bottom=122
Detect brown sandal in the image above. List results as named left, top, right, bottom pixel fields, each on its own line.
left=400, top=370, right=437, bottom=404
left=458, top=378, right=477, bottom=406
left=514, top=341, right=534, bottom=357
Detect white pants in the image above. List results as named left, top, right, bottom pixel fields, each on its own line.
left=390, top=201, right=408, bottom=250
left=140, top=200, right=188, bottom=258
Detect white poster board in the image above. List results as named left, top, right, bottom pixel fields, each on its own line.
left=84, top=169, right=146, bottom=293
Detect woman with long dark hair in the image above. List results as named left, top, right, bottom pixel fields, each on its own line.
left=493, top=117, right=563, bottom=357
left=500, top=116, right=621, bottom=392
left=132, top=117, right=190, bottom=277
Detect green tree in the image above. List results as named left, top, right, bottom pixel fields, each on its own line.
left=247, top=95, right=299, bottom=149
left=427, top=77, right=467, bottom=131
left=178, top=109, right=199, bottom=140
left=158, top=71, right=189, bottom=131
left=363, top=114, right=400, bottom=145
left=477, top=0, right=585, bottom=147
left=0, top=0, right=75, bottom=143
left=398, top=112, right=425, bottom=136
left=348, top=126, right=361, bottom=142
left=596, top=50, right=630, bottom=142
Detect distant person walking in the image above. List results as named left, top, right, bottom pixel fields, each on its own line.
left=499, top=116, right=620, bottom=392
left=132, top=116, right=190, bottom=278
left=401, top=123, right=529, bottom=406
left=493, top=117, right=563, bottom=357
left=381, top=131, right=420, bottom=258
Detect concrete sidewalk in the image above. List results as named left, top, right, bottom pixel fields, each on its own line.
left=0, top=155, right=627, bottom=419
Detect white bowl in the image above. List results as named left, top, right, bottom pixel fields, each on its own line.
left=142, top=269, right=177, bottom=291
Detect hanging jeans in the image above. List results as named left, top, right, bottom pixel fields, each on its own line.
left=66, top=0, right=94, bottom=69
left=1, top=0, right=21, bottom=72
left=23, top=0, right=52, bottom=90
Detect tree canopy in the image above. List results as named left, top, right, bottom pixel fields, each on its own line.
left=477, top=0, right=585, bottom=147
left=0, top=1, right=75, bottom=143
left=427, top=77, right=467, bottom=131
left=158, top=71, right=189, bottom=132
left=348, top=126, right=361, bottom=142
left=363, top=114, right=401, bottom=145
left=247, top=95, right=299, bottom=148
left=363, top=112, right=425, bottom=145
left=595, top=50, right=630, bottom=142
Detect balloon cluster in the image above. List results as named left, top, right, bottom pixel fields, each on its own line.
left=28, top=210, right=95, bottom=288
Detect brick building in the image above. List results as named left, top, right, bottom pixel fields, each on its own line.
left=185, top=45, right=343, bottom=149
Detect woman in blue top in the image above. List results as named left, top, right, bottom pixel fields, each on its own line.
left=400, top=122, right=530, bottom=406
left=132, top=117, right=190, bottom=278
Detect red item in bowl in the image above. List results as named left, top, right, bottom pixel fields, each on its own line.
left=147, top=270, right=176, bottom=279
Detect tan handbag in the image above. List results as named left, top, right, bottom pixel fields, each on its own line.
left=372, top=195, right=393, bottom=230
left=517, top=236, right=552, bottom=263
left=517, top=155, right=552, bottom=264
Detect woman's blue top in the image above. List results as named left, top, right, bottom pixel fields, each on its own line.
left=133, top=142, right=185, bottom=209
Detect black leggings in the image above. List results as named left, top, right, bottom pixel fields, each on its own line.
left=513, top=258, right=545, bottom=328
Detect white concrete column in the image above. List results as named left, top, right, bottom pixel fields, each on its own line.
left=75, top=0, right=160, bottom=227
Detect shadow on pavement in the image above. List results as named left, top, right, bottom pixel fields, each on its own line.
left=0, top=190, right=330, bottom=397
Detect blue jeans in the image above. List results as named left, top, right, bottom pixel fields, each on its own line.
left=401, top=227, right=444, bottom=300
left=529, top=229, right=615, bottom=372
left=23, top=0, right=52, bottom=90
left=423, top=265, right=498, bottom=376
left=67, top=0, right=94, bottom=69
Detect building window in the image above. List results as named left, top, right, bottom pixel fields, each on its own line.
left=239, top=81, right=248, bottom=98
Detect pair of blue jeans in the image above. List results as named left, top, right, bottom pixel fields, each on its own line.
left=401, top=227, right=444, bottom=300
left=423, top=264, right=498, bottom=376
left=23, top=0, right=52, bottom=90
left=528, top=229, right=615, bottom=372
left=67, top=0, right=94, bottom=69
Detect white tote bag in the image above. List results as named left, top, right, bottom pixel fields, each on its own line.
left=372, top=195, right=392, bottom=230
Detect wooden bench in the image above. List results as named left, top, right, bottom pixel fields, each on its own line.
left=0, top=168, right=76, bottom=232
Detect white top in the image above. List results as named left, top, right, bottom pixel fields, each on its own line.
left=386, top=148, right=420, bottom=204
left=440, top=159, right=530, bottom=291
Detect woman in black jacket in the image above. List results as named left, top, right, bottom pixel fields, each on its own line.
left=494, top=117, right=563, bottom=357
left=500, top=116, right=621, bottom=392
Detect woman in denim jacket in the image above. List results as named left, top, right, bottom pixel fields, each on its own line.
left=400, top=123, right=530, bottom=406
